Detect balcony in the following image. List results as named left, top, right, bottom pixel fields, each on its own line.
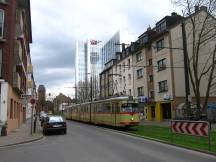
left=13, top=72, right=21, bottom=91
left=27, top=80, right=33, bottom=88
left=14, top=41, right=23, bottom=65
left=27, top=64, right=33, bottom=73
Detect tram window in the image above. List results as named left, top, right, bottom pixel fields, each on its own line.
left=121, top=103, right=138, bottom=112
left=98, top=103, right=103, bottom=112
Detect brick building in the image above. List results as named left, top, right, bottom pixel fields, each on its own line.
left=0, top=0, right=33, bottom=134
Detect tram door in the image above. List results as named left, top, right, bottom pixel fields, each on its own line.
left=112, top=102, right=118, bottom=126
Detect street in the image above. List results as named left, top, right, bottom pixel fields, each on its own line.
left=0, top=121, right=215, bottom=162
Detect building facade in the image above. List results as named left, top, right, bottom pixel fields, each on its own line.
left=53, top=93, right=72, bottom=112
left=37, top=85, right=46, bottom=113
left=75, top=32, right=121, bottom=102
left=75, top=39, right=103, bottom=102
left=0, top=0, right=33, bottom=133
left=99, top=7, right=216, bottom=122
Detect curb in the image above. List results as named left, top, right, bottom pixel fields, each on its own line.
left=0, top=134, right=44, bottom=149
left=107, top=128, right=216, bottom=156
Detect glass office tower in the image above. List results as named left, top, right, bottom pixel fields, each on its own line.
left=101, top=31, right=121, bottom=69
left=75, top=32, right=121, bottom=102
left=75, top=40, right=103, bottom=102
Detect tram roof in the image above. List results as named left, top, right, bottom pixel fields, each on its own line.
left=67, top=96, right=137, bottom=107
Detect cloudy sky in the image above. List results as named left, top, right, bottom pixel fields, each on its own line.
left=30, top=0, right=181, bottom=98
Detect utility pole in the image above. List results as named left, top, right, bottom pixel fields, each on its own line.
left=91, top=76, right=93, bottom=102
left=182, top=21, right=191, bottom=119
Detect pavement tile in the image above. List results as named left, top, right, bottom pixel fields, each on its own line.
left=0, top=119, right=43, bottom=147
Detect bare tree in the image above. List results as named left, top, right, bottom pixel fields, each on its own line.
left=172, top=0, right=216, bottom=115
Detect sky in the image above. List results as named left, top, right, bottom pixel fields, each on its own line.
left=30, top=0, right=181, bottom=98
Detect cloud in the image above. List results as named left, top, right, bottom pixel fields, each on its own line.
left=30, top=0, right=179, bottom=96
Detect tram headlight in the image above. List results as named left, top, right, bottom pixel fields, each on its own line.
left=131, top=117, right=134, bottom=121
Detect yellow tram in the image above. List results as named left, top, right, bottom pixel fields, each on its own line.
left=64, top=96, right=140, bottom=127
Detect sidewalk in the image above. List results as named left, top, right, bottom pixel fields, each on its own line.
left=0, top=118, right=43, bottom=147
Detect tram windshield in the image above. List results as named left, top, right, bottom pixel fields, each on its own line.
left=121, top=103, right=138, bottom=112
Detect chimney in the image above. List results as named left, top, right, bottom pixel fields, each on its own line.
left=171, top=12, right=177, bottom=16
left=147, top=26, right=151, bottom=31
left=122, top=43, right=125, bottom=51
left=200, top=6, right=207, bottom=12
left=195, top=5, right=199, bottom=12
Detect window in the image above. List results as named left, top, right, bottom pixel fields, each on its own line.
left=10, top=99, right=13, bottom=119
left=137, top=68, right=143, bottom=79
left=123, top=62, right=125, bottom=72
left=157, top=58, right=166, bottom=71
left=136, top=52, right=143, bottom=62
left=158, top=80, right=168, bottom=92
left=142, top=35, right=148, bottom=43
left=149, top=75, right=153, bottom=82
left=123, top=76, right=126, bottom=83
left=14, top=101, right=16, bottom=118
left=156, top=21, right=167, bottom=33
left=139, top=34, right=148, bottom=44
left=128, top=59, right=130, bottom=69
left=129, top=89, right=131, bottom=96
left=156, top=38, right=164, bottom=51
left=119, top=77, right=122, bottom=85
left=0, top=9, right=4, bottom=38
left=119, top=64, right=121, bottom=74
left=148, top=59, right=152, bottom=66
left=150, top=91, right=154, bottom=99
left=137, top=87, right=144, bottom=96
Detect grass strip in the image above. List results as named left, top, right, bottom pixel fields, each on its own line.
left=126, top=125, right=216, bottom=153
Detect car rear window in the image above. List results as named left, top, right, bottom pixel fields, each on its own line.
left=49, top=116, right=63, bottom=123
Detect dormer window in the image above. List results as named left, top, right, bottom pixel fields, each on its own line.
left=143, top=35, right=148, bottom=43
left=156, top=20, right=167, bottom=33
left=126, top=48, right=130, bottom=55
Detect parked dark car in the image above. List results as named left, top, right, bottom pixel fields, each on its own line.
left=42, top=115, right=67, bottom=135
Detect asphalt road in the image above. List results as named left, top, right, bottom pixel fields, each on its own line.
left=0, top=121, right=215, bottom=162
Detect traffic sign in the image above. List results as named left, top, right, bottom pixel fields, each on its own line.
left=30, top=98, right=36, bottom=105
left=171, top=120, right=209, bottom=137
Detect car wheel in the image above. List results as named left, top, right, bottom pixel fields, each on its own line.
left=63, top=130, right=67, bottom=134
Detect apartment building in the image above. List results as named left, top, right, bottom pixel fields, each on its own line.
left=0, top=0, right=33, bottom=133
left=100, top=59, right=115, bottom=99
left=99, top=7, right=215, bottom=122
left=146, top=8, right=216, bottom=121
left=26, top=57, right=36, bottom=119
left=113, top=47, right=134, bottom=96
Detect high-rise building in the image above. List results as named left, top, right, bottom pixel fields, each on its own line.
left=75, top=40, right=103, bottom=102
left=101, top=31, right=121, bottom=68
left=75, top=32, right=121, bottom=102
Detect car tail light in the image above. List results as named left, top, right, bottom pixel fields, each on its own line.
left=47, top=124, right=52, bottom=128
left=63, top=123, right=67, bottom=127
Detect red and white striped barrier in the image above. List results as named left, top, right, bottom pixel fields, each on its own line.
left=171, top=120, right=209, bottom=137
